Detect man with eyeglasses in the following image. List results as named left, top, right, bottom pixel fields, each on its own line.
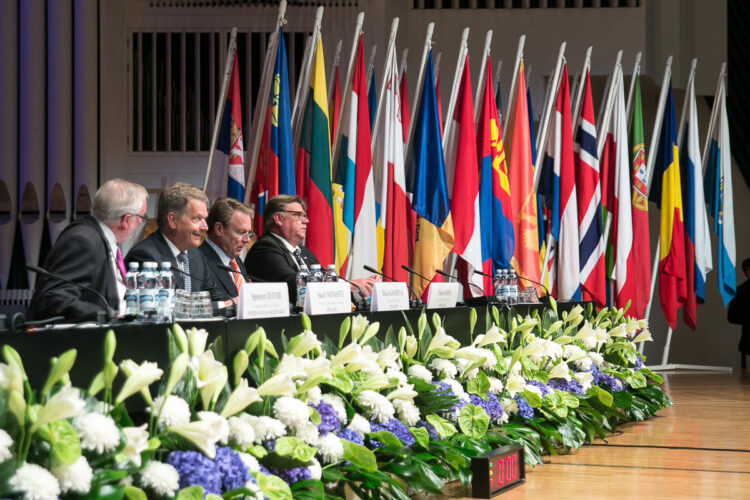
left=28, top=179, right=149, bottom=322
left=199, top=197, right=253, bottom=303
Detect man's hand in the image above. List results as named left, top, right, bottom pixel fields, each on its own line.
left=348, top=275, right=381, bottom=298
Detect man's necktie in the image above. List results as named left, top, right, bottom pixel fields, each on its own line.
left=292, top=248, right=305, bottom=269
left=229, top=259, right=242, bottom=293
left=177, top=252, right=191, bottom=291
left=115, top=248, right=127, bottom=282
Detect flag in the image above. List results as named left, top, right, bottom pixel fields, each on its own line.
left=477, top=55, right=514, bottom=295
left=574, top=70, right=606, bottom=307
left=336, top=36, right=377, bottom=279
left=399, top=60, right=410, bottom=146
left=205, top=51, right=245, bottom=203
left=368, top=65, right=377, bottom=129
left=409, top=50, right=454, bottom=298
left=504, top=62, right=540, bottom=293
left=629, top=73, right=651, bottom=318
left=373, top=42, right=410, bottom=283
left=704, top=73, right=736, bottom=306
left=330, top=65, right=342, bottom=146
left=298, top=38, right=334, bottom=266
left=649, top=79, right=686, bottom=329
left=537, top=65, right=579, bottom=300
left=443, top=54, right=483, bottom=297
left=435, top=74, right=443, bottom=134
left=251, top=29, right=295, bottom=236
left=494, top=72, right=504, bottom=125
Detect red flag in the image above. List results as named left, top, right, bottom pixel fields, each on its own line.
left=330, top=65, right=341, bottom=146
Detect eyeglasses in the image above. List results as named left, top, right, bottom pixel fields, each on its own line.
left=281, top=210, right=309, bottom=221
left=125, top=213, right=151, bottom=224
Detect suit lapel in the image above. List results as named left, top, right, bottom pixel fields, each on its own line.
left=267, top=234, right=299, bottom=270
left=87, top=217, right=121, bottom=306
left=153, top=232, right=183, bottom=289
left=202, top=243, right=236, bottom=297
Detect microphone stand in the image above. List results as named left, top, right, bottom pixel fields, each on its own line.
left=336, top=274, right=369, bottom=311
left=364, top=265, right=423, bottom=309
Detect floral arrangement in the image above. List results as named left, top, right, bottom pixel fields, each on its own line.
left=0, top=301, right=670, bottom=500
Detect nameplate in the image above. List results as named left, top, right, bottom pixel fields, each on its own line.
left=370, top=282, right=410, bottom=312
left=425, top=282, right=461, bottom=309
left=304, top=282, right=352, bottom=315
left=237, top=283, right=290, bottom=319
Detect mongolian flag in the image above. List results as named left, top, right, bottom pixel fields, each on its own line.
left=630, top=73, right=651, bottom=319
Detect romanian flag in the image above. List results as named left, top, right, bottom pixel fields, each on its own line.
left=298, top=38, right=333, bottom=266
left=649, top=80, right=686, bottom=329
left=251, top=29, right=295, bottom=236
left=408, top=50, right=454, bottom=298
left=477, top=54, right=514, bottom=295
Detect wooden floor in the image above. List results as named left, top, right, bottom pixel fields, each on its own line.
left=435, top=371, right=750, bottom=499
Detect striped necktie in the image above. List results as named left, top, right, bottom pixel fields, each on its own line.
left=292, top=248, right=305, bottom=269
left=229, top=259, right=243, bottom=293
left=177, top=252, right=191, bottom=291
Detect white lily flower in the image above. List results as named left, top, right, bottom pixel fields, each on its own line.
left=573, top=321, right=595, bottom=342
left=169, top=420, right=220, bottom=458
left=275, top=354, right=310, bottom=379
left=474, top=325, right=506, bottom=348
left=549, top=361, right=571, bottom=381
left=573, top=371, right=594, bottom=392
left=358, top=371, right=389, bottom=392
left=386, top=368, right=408, bottom=386
left=187, top=328, right=209, bottom=356
left=506, top=375, right=526, bottom=397
left=633, top=329, right=653, bottom=343
left=220, top=379, right=262, bottom=418
left=0, top=362, right=24, bottom=394
left=198, top=411, right=230, bottom=444
left=564, top=305, right=584, bottom=325
left=330, top=343, right=361, bottom=367
left=257, top=373, right=296, bottom=397
left=594, top=327, right=611, bottom=348
left=505, top=356, right=522, bottom=375
left=542, top=339, right=563, bottom=360
left=563, top=344, right=587, bottom=362
left=31, top=386, right=86, bottom=432
left=304, top=356, right=333, bottom=380
left=116, top=360, right=163, bottom=405
left=426, top=327, right=460, bottom=356
left=625, top=317, right=642, bottom=334
left=119, top=424, right=149, bottom=467
left=404, top=335, right=418, bottom=359
left=350, top=315, right=369, bottom=343
left=164, top=353, right=189, bottom=397
left=376, top=346, right=400, bottom=370
left=287, top=330, right=322, bottom=357
left=386, top=383, right=418, bottom=402
left=501, top=397, right=519, bottom=415
left=522, top=338, right=546, bottom=363
left=609, top=324, right=628, bottom=338
left=190, top=350, right=228, bottom=410
left=524, top=384, right=543, bottom=398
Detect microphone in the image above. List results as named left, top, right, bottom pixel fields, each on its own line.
left=216, top=263, right=267, bottom=283
left=435, top=269, right=493, bottom=306
left=473, top=269, right=551, bottom=304
left=26, top=264, right=117, bottom=324
left=365, top=265, right=422, bottom=308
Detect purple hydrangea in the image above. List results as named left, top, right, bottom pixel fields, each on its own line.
left=167, top=446, right=250, bottom=496
left=369, top=418, right=415, bottom=448
left=337, top=428, right=364, bottom=446
left=469, top=393, right=504, bottom=423
left=526, top=379, right=551, bottom=397
left=416, top=420, right=440, bottom=441
left=310, top=401, right=341, bottom=435
left=514, top=395, right=534, bottom=419
left=269, top=466, right=311, bottom=485
left=587, top=366, right=625, bottom=392
left=634, top=357, right=643, bottom=370
left=548, top=377, right=585, bottom=395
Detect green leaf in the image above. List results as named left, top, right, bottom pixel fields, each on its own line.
left=248, top=445, right=268, bottom=459
left=521, top=389, right=542, bottom=408
left=466, top=371, right=490, bottom=398
left=409, top=426, right=430, bottom=449
left=123, top=485, right=148, bottom=500
left=587, top=386, right=614, bottom=407
left=175, top=486, right=205, bottom=500
left=275, top=437, right=317, bottom=462
left=341, top=439, right=377, bottom=472
left=254, top=473, right=293, bottom=500
left=205, top=495, right=222, bottom=500
left=457, top=404, right=489, bottom=439
left=47, top=419, right=82, bottom=465
left=308, top=406, right=321, bottom=426
left=369, top=430, right=402, bottom=448
left=425, top=414, right=457, bottom=439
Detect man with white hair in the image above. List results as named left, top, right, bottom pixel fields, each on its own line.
left=28, top=179, right=149, bottom=322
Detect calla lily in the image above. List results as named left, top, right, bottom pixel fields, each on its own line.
left=115, top=360, right=163, bottom=405
left=386, top=384, right=417, bottom=402
left=506, top=375, right=526, bottom=397
left=257, top=373, right=296, bottom=397
left=187, top=328, right=209, bottom=356
left=164, top=353, right=189, bottom=397
left=286, top=330, right=322, bottom=357
left=633, top=329, right=653, bottom=343
left=169, top=420, right=220, bottom=458
left=304, top=356, right=333, bottom=380
left=31, top=386, right=86, bottom=432
left=350, top=315, right=369, bottom=343
left=220, top=379, right=261, bottom=418
left=118, top=424, right=149, bottom=467
left=549, top=361, right=571, bottom=381
left=357, top=372, right=389, bottom=392
left=474, top=325, right=506, bottom=348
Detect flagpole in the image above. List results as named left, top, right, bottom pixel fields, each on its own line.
left=434, top=52, right=442, bottom=78
left=596, top=73, right=612, bottom=132
left=503, top=35, right=525, bottom=143
left=327, top=39, right=343, bottom=104
left=291, top=6, right=325, bottom=157
left=399, top=48, right=408, bottom=82
left=203, top=28, right=238, bottom=194
left=596, top=50, right=622, bottom=157
left=474, top=29, right=493, bottom=123
left=571, top=46, right=592, bottom=131
left=404, top=22, right=435, bottom=161
left=442, top=27, right=470, bottom=149
left=371, top=17, right=399, bottom=153
left=533, top=41, right=566, bottom=189
left=366, top=44, right=377, bottom=88
left=644, top=56, right=673, bottom=194
left=246, top=0, right=287, bottom=201
left=625, top=51, right=642, bottom=129
left=701, top=63, right=726, bottom=169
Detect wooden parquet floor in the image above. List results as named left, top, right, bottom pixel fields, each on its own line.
left=434, top=371, right=750, bottom=499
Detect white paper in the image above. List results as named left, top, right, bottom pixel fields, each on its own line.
left=304, top=282, right=352, bottom=315
left=370, top=282, right=410, bottom=311
left=425, top=282, right=460, bottom=309
left=237, top=282, right=290, bottom=319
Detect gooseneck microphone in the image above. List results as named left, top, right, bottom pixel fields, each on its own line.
left=26, top=264, right=117, bottom=323
left=364, top=265, right=422, bottom=308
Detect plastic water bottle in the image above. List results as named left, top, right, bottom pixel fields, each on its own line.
left=507, top=270, right=519, bottom=306
left=498, top=269, right=509, bottom=305
left=157, top=261, right=174, bottom=323
left=324, top=264, right=338, bottom=282
left=138, top=262, right=159, bottom=322
left=309, top=264, right=324, bottom=283
left=295, top=265, right=310, bottom=308
left=125, top=262, right=140, bottom=317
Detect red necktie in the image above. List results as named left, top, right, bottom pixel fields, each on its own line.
left=229, top=259, right=243, bottom=293
left=115, top=248, right=127, bottom=282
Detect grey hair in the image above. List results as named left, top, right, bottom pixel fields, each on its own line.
left=157, top=182, right=208, bottom=228
left=92, top=179, right=148, bottom=224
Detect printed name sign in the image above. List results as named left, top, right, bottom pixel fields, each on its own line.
left=370, top=282, right=410, bottom=312
left=304, top=282, right=352, bottom=315
left=237, top=283, right=290, bottom=319
left=425, top=282, right=460, bottom=309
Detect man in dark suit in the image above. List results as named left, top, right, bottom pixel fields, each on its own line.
left=126, top=182, right=232, bottom=311
left=28, top=179, right=149, bottom=322
left=244, top=194, right=377, bottom=304
left=728, top=258, right=750, bottom=369
left=198, top=197, right=253, bottom=302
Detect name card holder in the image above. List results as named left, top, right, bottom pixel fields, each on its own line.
left=304, top=282, right=352, bottom=315
left=425, top=282, right=460, bottom=309
left=237, top=283, right=290, bottom=319
left=370, top=282, right=410, bottom=312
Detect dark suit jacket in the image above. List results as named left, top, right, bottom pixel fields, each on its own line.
left=125, top=231, right=230, bottom=305
left=28, top=216, right=120, bottom=322
left=198, top=240, right=249, bottom=300
left=728, top=279, right=750, bottom=354
left=244, top=233, right=319, bottom=303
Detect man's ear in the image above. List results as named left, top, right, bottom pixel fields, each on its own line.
left=166, top=211, right=178, bottom=229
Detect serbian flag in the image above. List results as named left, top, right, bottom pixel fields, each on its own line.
left=443, top=54, right=483, bottom=297
left=630, top=73, right=651, bottom=318
left=408, top=50, right=454, bottom=298
left=504, top=61, right=540, bottom=294
left=336, top=36, right=377, bottom=279
left=373, top=41, right=410, bottom=283
left=251, top=29, right=295, bottom=236
left=574, top=70, right=606, bottom=307
left=330, top=65, right=342, bottom=146
left=297, top=38, right=334, bottom=266
left=704, top=72, right=736, bottom=306
left=477, top=54, right=514, bottom=294
left=649, top=80, right=686, bottom=329
left=537, top=65, right=579, bottom=300
left=206, top=51, right=245, bottom=203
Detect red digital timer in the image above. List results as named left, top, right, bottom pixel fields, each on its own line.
left=471, top=445, right=525, bottom=497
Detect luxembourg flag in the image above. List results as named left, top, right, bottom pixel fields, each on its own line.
left=704, top=71, right=736, bottom=306
left=681, top=73, right=712, bottom=329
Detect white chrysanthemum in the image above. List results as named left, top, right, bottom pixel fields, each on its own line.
left=198, top=411, right=230, bottom=445
left=385, top=368, right=408, bottom=387
left=347, top=413, right=371, bottom=437
left=574, top=356, right=593, bottom=371
left=242, top=415, right=287, bottom=443
left=139, top=461, right=179, bottom=497
left=356, top=390, right=395, bottom=423
left=588, top=351, right=604, bottom=368
left=120, top=424, right=149, bottom=467
left=307, top=386, right=322, bottom=406
left=9, top=463, right=61, bottom=500
left=308, top=458, right=322, bottom=480
left=376, top=345, right=400, bottom=371
left=443, top=378, right=471, bottom=403
left=229, top=416, right=256, bottom=449
left=320, top=394, right=347, bottom=422
left=317, top=433, right=344, bottom=463
left=273, top=396, right=310, bottom=430
left=455, top=358, right=478, bottom=381
left=506, top=375, right=526, bottom=397
left=407, top=364, right=433, bottom=383
left=501, top=397, right=519, bottom=415
left=295, top=421, right=320, bottom=445
left=151, top=394, right=190, bottom=429
left=573, top=371, right=594, bottom=392
left=238, top=451, right=260, bottom=472
left=393, top=399, right=420, bottom=426
left=76, top=413, right=120, bottom=454
left=52, top=455, right=92, bottom=494
left=487, top=377, right=504, bottom=395
left=429, top=358, right=458, bottom=379
left=0, top=428, right=13, bottom=461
